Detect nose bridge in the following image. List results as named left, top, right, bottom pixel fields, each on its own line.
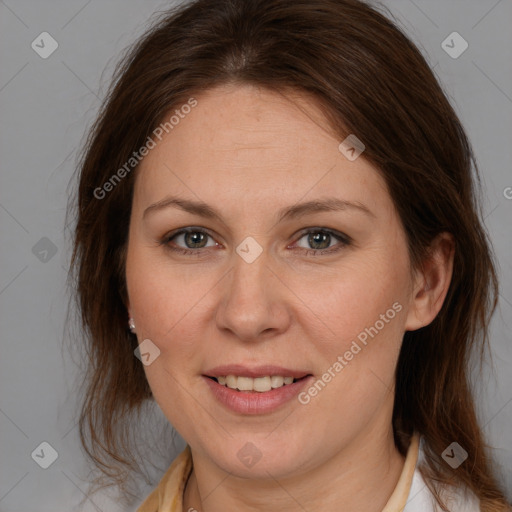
left=229, top=239, right=272, bottom=311
left=215, top=238, right=288, bottom=340
left=231, top=242, right=269, bottom=299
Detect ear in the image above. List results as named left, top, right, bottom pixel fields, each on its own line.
left=404, top=232, right=455, bottom=332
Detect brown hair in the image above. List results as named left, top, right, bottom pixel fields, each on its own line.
left=67, top=0, right=510, bottom=509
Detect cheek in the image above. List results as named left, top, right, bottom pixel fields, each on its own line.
left=126, top=244, right=215, bottom=342
left=296, top=287, right=405, bottom=431
left=126, top=256, right=208, bottom=421
left=289, top=249, right=408, bottom=354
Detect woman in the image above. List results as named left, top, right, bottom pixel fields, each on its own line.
left=69, top=0, right=511, bottom=510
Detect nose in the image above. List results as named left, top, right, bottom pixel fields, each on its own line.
left=215, top=248, right=291, bottom=342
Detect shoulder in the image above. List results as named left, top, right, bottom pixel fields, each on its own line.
left=404, top=437, right=480, bottom=512
left=404, top=468, right=480, bottom=511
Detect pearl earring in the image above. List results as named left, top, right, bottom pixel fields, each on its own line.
left=128, top=318, right=136, bottom=333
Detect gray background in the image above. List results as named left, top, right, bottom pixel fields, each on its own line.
left=0, top=1, right=511, bottom=510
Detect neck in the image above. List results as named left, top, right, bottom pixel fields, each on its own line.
left=183, top=426, right=407, bottom=512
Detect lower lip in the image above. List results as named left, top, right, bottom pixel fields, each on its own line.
left=203, top=375, right=313, bottom=415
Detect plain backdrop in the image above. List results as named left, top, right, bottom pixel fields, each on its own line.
left=0, top=1, right=511, bottom=510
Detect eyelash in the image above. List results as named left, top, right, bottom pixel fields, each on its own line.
left=160, top=227, right=351, bottom=257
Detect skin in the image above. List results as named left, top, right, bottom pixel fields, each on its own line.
left=125, top=84, right=454, bottom=512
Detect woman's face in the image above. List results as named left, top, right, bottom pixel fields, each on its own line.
left=125, top=84, right=419, bottom=479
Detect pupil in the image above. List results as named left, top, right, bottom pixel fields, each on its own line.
left=309, top=231, right=329, bottom=250
left=186, top=231, right=206, bottom=248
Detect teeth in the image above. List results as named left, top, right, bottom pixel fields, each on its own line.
left=226, top=375, right=237, bottom=388
left=215, top=375, right=298, bottom=392
left=270, top=376, right=284, bottom=388
left=237, top=376, right=254, bottom=391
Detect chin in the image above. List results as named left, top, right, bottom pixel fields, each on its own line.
left=205, top=439, right=310, bottom=480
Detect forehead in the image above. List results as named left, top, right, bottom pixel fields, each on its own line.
left=133, top=84, right=391, bottom=217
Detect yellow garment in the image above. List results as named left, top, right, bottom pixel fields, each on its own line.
left=137, top=445, right=193, bottom=512
left=137, top=433, right=420, bottom=512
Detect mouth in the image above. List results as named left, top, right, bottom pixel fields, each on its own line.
left=202, top=365, right=314, bottom=414
left=203, top=370, right=314, bottom=414
left=205, top=374, right=311, bottom=393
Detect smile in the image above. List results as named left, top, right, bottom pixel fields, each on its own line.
left=212, top=375, right=298, bottom=392
left=203, top=367, right=313, bottom=414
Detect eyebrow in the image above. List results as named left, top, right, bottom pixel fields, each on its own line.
left=142, top=195, right=375, bottom=222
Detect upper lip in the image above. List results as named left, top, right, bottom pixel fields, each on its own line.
left=204, top=365, right=311, bottom=379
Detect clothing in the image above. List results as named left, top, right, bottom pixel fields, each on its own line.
left=137, top=433, right=480, bottom=511
left=402, top=436, right=481, bottom=512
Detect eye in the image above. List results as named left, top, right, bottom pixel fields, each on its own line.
left=292, top=228, right=351, bottom=255
left=161, top=227, right=351, bottom=256
left=161, top=228, right=219, bottom=255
